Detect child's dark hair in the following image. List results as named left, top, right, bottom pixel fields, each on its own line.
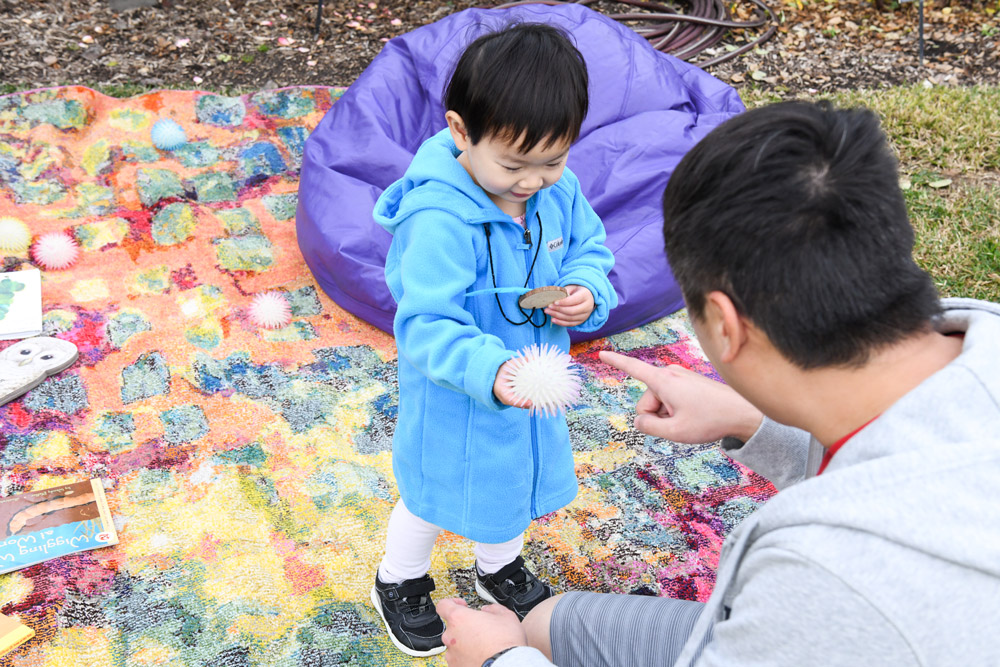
left=661, top=100, right=941, bottom=369
left=444, top=22, right=589, bottom=153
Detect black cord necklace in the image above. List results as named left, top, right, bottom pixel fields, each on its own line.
left=483, top=211, right=546, bottom=327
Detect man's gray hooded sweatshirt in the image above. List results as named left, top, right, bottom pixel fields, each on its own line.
left=499, top=297, right=1000, bottom=666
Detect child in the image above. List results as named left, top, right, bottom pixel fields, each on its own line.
left=370, top=23, right=617, bottom=657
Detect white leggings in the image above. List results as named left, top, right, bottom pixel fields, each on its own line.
left=378, top=499, right=524, bottom=584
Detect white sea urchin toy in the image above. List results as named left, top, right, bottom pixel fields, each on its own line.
left=0, top=217, right=32, bottom=253
left=504, top=343, right=582, bottom=417
left=31, top=231, right=80, bottom=270
left=249, top=291, right=292, bottom=329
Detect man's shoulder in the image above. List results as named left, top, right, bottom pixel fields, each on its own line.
left=940, top=296, right=1000, bottom=319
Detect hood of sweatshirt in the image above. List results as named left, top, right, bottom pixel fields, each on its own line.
left=752, top=297, right=1000, bottom=577
left=374, top=128, right=511, bottom=235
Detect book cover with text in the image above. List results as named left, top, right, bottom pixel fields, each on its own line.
left=0, top=479, right=118, bottom=575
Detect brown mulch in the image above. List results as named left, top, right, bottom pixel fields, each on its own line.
left=0, top=0, right=997, bottom=96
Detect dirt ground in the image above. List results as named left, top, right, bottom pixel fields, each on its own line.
left=0, top=0, right=997, bottom=95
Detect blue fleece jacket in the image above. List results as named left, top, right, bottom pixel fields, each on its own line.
left=373, top=128, right=617, bottom=543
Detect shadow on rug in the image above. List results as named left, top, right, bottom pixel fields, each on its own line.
left=0, top=86, right=774, bottom=666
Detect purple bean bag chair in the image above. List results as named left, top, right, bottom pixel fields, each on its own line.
left=296, top=3, right=744, bottom=341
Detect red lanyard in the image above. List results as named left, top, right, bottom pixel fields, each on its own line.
left=816, top=417, right=878, bottom=475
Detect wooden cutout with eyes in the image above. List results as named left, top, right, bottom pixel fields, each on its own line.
left=0, top=336, right=79, bottom=407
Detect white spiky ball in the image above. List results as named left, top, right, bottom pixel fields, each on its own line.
left=249, top=291, right=291, bottom=329
left=504, top=343, right=582, bottom=417
left=0, top=217, right=32, bottom=253
left=31, top=231, right=80, bottom=270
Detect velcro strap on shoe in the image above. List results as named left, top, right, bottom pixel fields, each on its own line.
left=394, top=577, right=436, bottom=600
left=492, top=556, right=527, bottom=584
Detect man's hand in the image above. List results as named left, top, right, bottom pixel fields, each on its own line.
left=437, top=598, right=527, bottom=667
left=544, top=284, right=594, bottom=328
left=599, top=350, right=763, bottom=444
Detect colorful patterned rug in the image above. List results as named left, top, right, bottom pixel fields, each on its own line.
left=0, top=86, right=774, bottom=666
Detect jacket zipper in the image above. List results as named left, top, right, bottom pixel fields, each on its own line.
left=523, top=206, right=541, bottom=517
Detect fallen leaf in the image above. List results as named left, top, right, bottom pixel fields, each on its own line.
left=751, top=70, right=767, bottom=80
left=928, top=179, right=952, bottom=189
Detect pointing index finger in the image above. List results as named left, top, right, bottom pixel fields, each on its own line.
left=599, top=350, right=660, bottom=386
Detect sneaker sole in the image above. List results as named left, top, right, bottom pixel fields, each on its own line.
left=474, top=579, right=500, bottom=605
left=369, top=585, right=447, bottom=658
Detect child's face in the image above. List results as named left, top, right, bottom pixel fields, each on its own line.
left=451, top=122, right=571, bottom=216
left=466, top=133, right=571, bottom=213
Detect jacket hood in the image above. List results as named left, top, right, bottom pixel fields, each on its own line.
left=374, top=129, right=507, bottom=235
left=754, top=298, right=1000, bottom=577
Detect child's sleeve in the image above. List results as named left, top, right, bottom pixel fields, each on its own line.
left=556, top=176, right=618, bottom=333
left=392, top=212, right=514, bottom=409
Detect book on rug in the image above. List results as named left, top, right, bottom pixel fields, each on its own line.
left=0, top=479, right=118, bottom=575
left=0, top=614, right=34, bottom=657
left=0, top=268, right=43, bottom=340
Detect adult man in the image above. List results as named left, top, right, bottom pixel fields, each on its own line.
left=434, top=100, right=1000, bottom=666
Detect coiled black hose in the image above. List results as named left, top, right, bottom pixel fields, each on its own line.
left=494, top=0, right=777, bottom=68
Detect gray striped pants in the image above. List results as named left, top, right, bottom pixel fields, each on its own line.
left=550, top=591, right=711, bottom=667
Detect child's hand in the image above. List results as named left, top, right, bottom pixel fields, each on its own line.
left=493, top=359, right=531, bottom=409
left=544, top=284, right=594, bottom=327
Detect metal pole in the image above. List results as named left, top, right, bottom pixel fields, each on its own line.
left=918, top=0, right=924, bottom=66
left=315, top=0, right=324, bottom=36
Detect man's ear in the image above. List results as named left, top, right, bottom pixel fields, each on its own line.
left=445, top=111, right=471, bottom=151
left=704, top=291, right=748, bottom=364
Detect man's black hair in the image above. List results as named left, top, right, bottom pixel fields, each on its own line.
left=444, top=23, right=588, bottom=153
left=662, top=100, right=941, bottom=369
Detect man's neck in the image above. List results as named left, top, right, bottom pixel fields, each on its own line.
left=758, top=330, right=964, bottom=447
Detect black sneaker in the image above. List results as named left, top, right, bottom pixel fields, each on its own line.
left=370, top=573, right=446, bottom=657
left=475, top=556, right=553, bottom=620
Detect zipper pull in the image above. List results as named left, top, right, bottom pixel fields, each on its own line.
left=523, top=228, right=532, bottom=246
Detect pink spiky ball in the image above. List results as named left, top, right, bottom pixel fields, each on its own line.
left=32, top=231, right=80, bottom=270
left=249, top=291, right=292, bottom=329
left=503, top=343, right=582, bottom=417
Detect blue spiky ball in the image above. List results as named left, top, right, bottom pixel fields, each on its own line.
left=151, top=118, right=187, bottom=150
